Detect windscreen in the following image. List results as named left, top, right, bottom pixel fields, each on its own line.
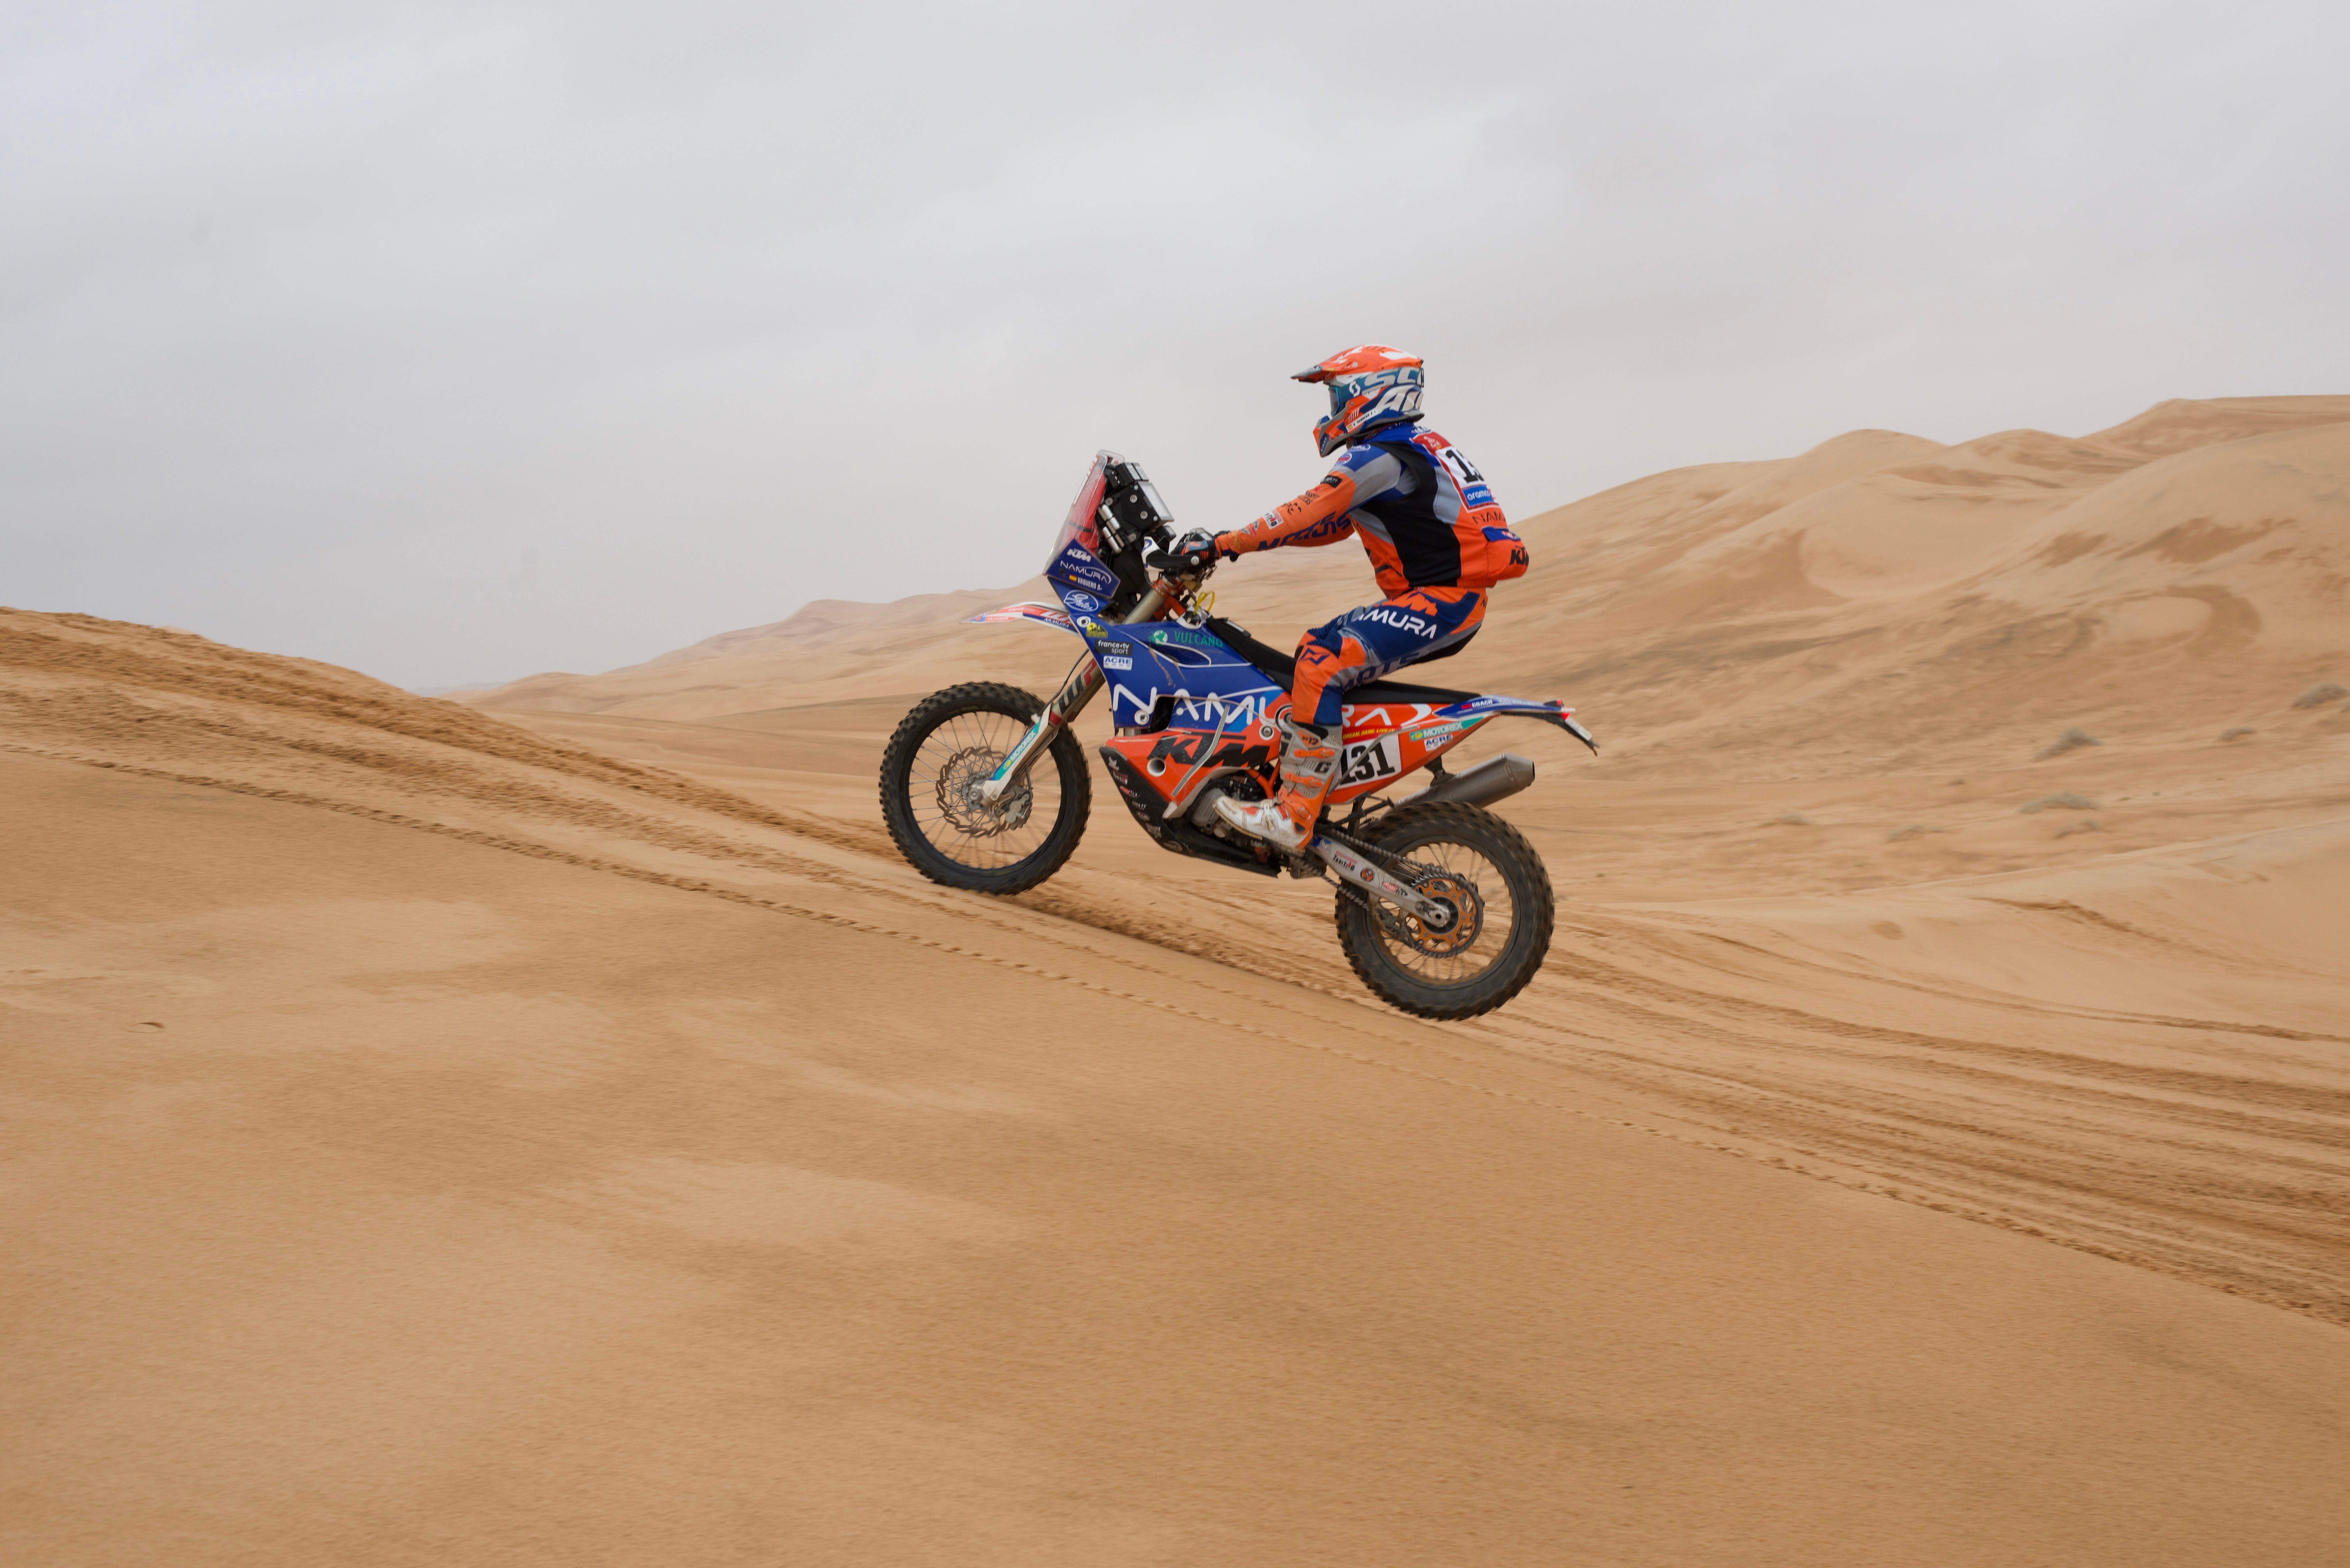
left=1048, top=450, right=1118, bottom=570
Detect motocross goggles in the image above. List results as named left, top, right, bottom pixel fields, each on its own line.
left=1313, top=368, right=1425, bottom=457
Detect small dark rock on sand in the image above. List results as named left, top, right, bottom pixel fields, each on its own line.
left=2021, top=792, right=2099, bottom=814
left=2036, top=727, right=2101, bottom=760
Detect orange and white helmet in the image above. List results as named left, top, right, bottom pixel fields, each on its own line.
left=1293, top=344, right=1425, bottom=457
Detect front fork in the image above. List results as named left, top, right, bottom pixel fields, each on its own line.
left=979, top=586, right=1168, bottom=803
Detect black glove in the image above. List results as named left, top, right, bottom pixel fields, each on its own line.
left=1156, top=529, right=1223, bottom=576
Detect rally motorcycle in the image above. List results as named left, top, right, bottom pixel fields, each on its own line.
left=877, top=453, right=1597, bottom=1019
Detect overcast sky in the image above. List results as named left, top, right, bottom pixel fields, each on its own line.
left=6, top=0, right=2346, bottom=690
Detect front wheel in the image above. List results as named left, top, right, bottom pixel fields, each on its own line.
left=1334, top=801, right=1556, bottom=1020
left=879, top=682, right=1091, bottom=895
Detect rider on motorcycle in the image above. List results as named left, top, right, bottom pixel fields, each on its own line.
left=1164, top=345, right=1531, bottom=852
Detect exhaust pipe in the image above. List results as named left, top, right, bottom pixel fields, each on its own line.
left=1400, top=753, right=1536, bottom=811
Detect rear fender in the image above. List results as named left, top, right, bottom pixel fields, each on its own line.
left=1327, top=707, right=1492, bottom=804
left=1325, top=695, right=1595, bottom=805
left=1435, top=695, right=1598, bottom=754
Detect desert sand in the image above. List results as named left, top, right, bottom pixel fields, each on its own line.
left=5, top=395, right=2348, bottom=1563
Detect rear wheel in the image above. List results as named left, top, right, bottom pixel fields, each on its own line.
left=1333, top=801, right=1555, bottom=1019
left=879, top=682, right=1090, bottom=895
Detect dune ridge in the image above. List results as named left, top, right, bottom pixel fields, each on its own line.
left=7, top=394, right=2349, bottom=1564
left=437, top=395, right=2350, bottom=1321
left=14, top=399, right=2350, bottom=1326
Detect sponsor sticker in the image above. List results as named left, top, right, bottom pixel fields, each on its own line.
left=1051, top=543, right=1120, bottom=596
left=1146, top=733, right=1274, bottom=771
left=1098, top=640, right=1132, bottom=656
left=1353, top=607, right=1434, bottom=636
left=1173, top=690, right=1274, bottom=727
left=1078, top=617, right=1106, bottom=637
left=1101, top=656, right=1132, bottom=671
left=1064, top=591, right=1102, bottom=614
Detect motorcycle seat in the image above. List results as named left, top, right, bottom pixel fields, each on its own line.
left=1201, top=616, right=1479, bottom=707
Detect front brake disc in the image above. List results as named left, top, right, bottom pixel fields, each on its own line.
left=936, top=746, right=1034, bottom=836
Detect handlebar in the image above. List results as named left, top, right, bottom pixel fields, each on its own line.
left=1142, top=529, right=1222, bottom=587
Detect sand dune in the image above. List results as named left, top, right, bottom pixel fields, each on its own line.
left=445, top=394, right=2350, bottom=1315
left=7, top=394, right=2349, bottom=1563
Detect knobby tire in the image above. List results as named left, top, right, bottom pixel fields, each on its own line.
left=1333, top=800, right=1556, bottom=1020
left=878, top=682, right=1091, bottom=896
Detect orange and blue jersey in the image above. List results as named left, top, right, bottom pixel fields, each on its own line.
left=1212, top=423, right=1529, bottom=597
left=1212, top=424, right=1529, bottom=727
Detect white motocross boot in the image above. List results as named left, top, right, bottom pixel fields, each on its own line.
left=1215, top=717, right=1338, bottom=852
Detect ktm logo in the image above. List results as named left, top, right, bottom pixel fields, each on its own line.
left=1146, top=734, right=1275, bottom=772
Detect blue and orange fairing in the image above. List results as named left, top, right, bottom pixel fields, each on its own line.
left=1101, top=690, right=1583, bottom=814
